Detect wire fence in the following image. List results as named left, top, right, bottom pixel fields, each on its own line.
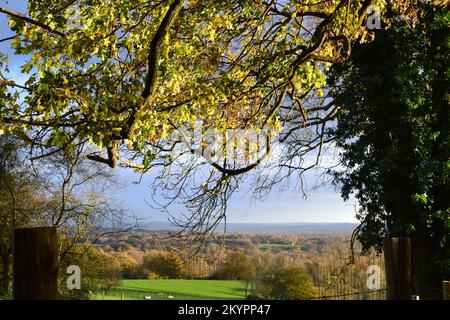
left=310, top=288, right=387, bottom=300
left=309, top=251, right=387, bottom=300
left=92, top=288, right=185, bottom=300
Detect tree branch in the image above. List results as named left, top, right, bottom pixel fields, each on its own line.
left=86, top=147, right=118, bottom=168
left=121, top=0, right=184, bottom=141
left=141, top=0, right=184, bottom=100
left=209, top=135, right=271, bottom=176
left=0, top=7, right=66, bottom=37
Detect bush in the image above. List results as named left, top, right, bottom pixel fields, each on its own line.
left=213, top=251, right=256, bottom=280
left=263, top=267, right=316, bottom=300
left=58, top=244, right=121, bottom=300
left=143, top=253, right=186, bottom=279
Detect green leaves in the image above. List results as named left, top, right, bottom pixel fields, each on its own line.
left=1, top=0, right=420, bottom=170
left=20, top=62, right=33, bottom=74
left=329, top=5, right=450, bottom=287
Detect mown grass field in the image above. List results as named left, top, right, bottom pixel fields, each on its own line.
left=92, top=279, right=248, bottom=300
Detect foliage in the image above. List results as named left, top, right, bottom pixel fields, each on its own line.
left=0, top=135, right=47, bottom=296
left=213, top=251, right=256, bottom=280
left=0, top=134, right=126, bottom=298
left=116, top=248, right=147, bottom=279
left=59, top=244, right=122, bottom=300
left=0, top=0, right=430, bottom=170
left=328, top=3, right=449, bottom=297
left=143, top=252, right=186, bottom=279
left=263, top=267, right=316, bottom=300
left=82, top=231, right=384, bottom=300
left=1, top=1, right=446, bottom=244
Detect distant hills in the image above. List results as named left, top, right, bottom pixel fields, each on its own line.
left=144, top=221, right=358, bottom=234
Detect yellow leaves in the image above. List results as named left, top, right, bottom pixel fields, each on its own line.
left=5, top=0, right=422, bottom=168
left=163, top=33, right=170, bottom=47
left=8, top=19, right=16, bottom=28
left=178, top=107, right=193, bottom=123
left=44, top=58, right=54, bottom=69
left=207, top=108, right=215, bottom=117
left=125, top=140, right=133, bottom=149
left=274, top=120, right=284, bottom=132
left=160, top=128, right=169, bottom=140
left=316, top=88, right=324, bottom=97
left=132, top=163, right=147, bottom=173
left=208, top=29, right=216, bottom=42
left=223, top=17, right=234, bottom=30
left=11, top=37, right=20, bottom=48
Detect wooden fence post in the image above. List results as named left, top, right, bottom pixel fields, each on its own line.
left=383, top=237, right=412, bottom=300
left=13, top=227, right=58, bottom=300
left=443, top=281, right=450, bottom=300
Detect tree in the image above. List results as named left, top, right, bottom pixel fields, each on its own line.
left=328, top=4, right=449, bottom=299
left=0, top=135, right=46, bottom=296
left=1, top=3, right=447, bottom=293
left=0, top=134, right=131, bottom=297
left=59, top=244, right=123, bottom=300
left=113, top=250, right=143, bottom=279
left=213, top=250, right=256, bottom=280
left=0, top=0, right=381, bottom=167
left=143, top=252, right=186, bottom=279
left=1, top=0, right=443, bottom=241
left=264, top=267, right=316, bottom=300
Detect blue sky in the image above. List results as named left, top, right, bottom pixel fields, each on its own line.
left=0, top=0, right=358, bottom=224
left=115, top=161, right=358, bottom=223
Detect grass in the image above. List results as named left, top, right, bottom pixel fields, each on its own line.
left=92, top=279, right=248, bottom=300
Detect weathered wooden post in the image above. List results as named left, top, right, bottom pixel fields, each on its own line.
left=13, top=227, right=58, bottom=300
left=383, top=237, right=412, bottom=300
left=443, top=281, right=450, bottom=300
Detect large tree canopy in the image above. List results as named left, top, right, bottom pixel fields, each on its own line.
left=0, top=1, right=445, bottom=236
left=328, top=4, right=449, bottom=298
left=0, top=0, right=428, bottom=168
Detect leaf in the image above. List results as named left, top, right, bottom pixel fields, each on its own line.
left=21, top=63, right=33, bottom=74
left=8, top=19, right=16, bottom=28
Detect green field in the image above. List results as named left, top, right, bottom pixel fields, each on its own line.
left=92, top=279, right=248, bottom=300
